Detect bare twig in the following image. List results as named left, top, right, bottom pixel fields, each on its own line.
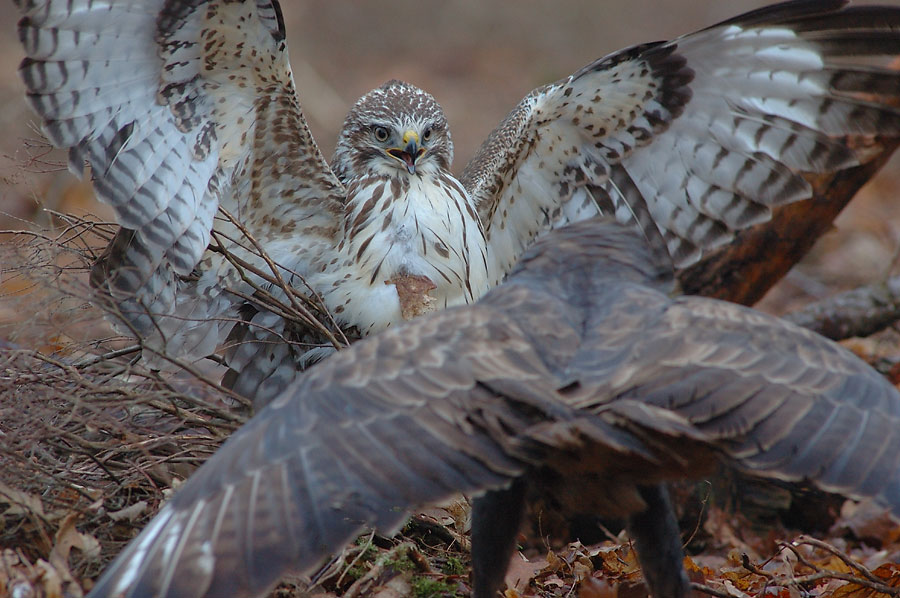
left=740, top=553, right=774, bottom=580
left=213, top=206, right=349, bottom=349
left=784, top=275, right=900, bottom=340
left=789, top=536, right=889, bottom=587
left=335, top=530, right=377, bottom=588
left=724, top=538, right=900, bottom=597
left=691, top=581, right=740, bottom=598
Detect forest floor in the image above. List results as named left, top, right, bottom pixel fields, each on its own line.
left=4, top=2, right=900, bottom=597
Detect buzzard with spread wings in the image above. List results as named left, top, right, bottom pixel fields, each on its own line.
left=16, top=0, right=900, bottom=404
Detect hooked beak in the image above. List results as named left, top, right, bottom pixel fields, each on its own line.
left=387, top=130, right=426, bottom=174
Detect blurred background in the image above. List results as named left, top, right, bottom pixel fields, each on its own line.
left=1, top=0, right=900, bottom=318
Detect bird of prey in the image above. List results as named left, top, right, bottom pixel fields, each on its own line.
left=82, top=218, right=900, bottom=598
left=16, top=0, right=900, bottom=404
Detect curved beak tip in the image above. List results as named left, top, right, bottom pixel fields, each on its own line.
left=404, top=142, right=419, bottom=174
left=388, top=141, right=423, bottom=175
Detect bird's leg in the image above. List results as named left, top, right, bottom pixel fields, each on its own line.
left=625, top=484, right=690, bottom=598
left=471, top=478, right=528, bottom=598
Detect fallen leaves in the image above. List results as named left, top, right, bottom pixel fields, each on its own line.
left=833, top=563, right=900, bottom=598
left=499, top=540, right=644, bottom=598
left=688, top=535, right=900, bottom=598
left=0, top=499, right=100, bottom=598
left=477, top=504, right=900, bottom=598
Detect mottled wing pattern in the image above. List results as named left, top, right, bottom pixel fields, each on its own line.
left=86, top=306, right=554, bottom=598
left=569, top=276, right=900, bottom=503
left=86, top=219, right=900, bottom=598
left=17, top=0, right=345, bottom=362
left=464, top=0, right=900, bottom=279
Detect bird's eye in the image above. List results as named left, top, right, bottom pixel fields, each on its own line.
left=373, top=126, right=390, bottom=142
left=422, top=127, right=433, bottom=142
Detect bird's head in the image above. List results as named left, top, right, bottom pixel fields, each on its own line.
left=332, top=80, right=453, bottom=182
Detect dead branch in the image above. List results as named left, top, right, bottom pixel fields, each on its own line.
left=213, top=206, right=350, bottom=350
left=691, top=581, right=739, bottom=598
left=783, top=275, right=900, bottom=341
left=785, top=536, right=892, bottom=588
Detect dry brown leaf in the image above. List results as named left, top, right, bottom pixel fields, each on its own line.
left=593, top=544, right=641, bottom=580
left=35, top=558, right=65, bottom=598
left=1, top=550, right=37, bottom=598
left=832, top=563, right=900, bottom=598
left=722, top=579, right=753, bottom=598
left=573, top=558, right=593, bottom=582
left=683, top=555, right=716, bottom=579
left=51, top=512, right=101, bottom=563
left=106, top=501, right=148, bottom=523
left=824, top=555, right=856, bottom=575
left=832, top=500, right=900, bottom=547
left=538, top=574, right=565, bottom=589
left=545, top=549, right=565, bottom=574
left=30, top=512, right=97, bottom=598
left=703, top=508, right=767, bottom=561
left=0, top=482, right=46, bottom=519
left=369, top=574, right=412, bottom=598
left=717, top=567, right=757, bottom=593
left=579, top=576, right=618, bottom=598
left=504, top=553, right=549, bottom=593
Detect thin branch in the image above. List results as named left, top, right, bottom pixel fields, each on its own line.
left=691, top=582, right=740, bottom=598
left=71, top=344, right=141, bottom=369
left=214, top=207, right=349, bottom=349
left=784, top=275, right=900, bottom=340
left=789, top=536, right=888, bottom=587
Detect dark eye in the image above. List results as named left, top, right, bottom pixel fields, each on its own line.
left=373, top=126, right=390, bottom=142
left=422, top=127, right=433, bottom=142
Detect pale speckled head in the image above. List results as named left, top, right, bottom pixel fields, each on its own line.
left=332, top=80, right=453, bottom=182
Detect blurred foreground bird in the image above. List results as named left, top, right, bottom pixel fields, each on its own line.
left=85, top=218, right=900, bottom=598
left=15, top=0, right=900, bottom=405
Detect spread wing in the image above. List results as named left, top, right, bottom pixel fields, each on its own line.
left=86, top=219, right=900, bottom=598
left=17, top=0, right=345, bottom=362
left=85, top=306, right=552, bottom=598
left=464, top=0, right=900, bottom=280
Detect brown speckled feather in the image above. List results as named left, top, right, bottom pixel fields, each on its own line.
left=87, top=218, right=900, bottom=598
left=18, top=0, right=346, bottom=368
left=464, top=0, right=900, bottom=277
